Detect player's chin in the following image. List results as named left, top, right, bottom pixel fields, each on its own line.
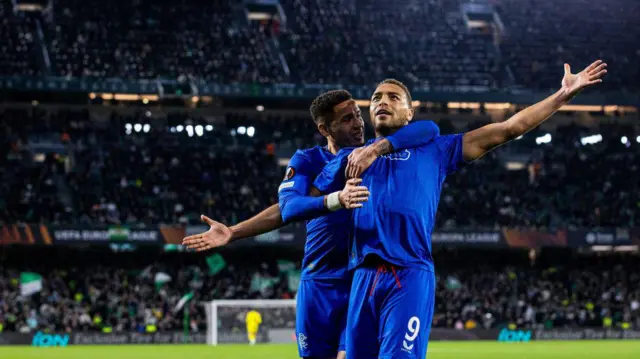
left=351, top=134, right=365, bottom=146
left=375, top=118, right=398, bottom=131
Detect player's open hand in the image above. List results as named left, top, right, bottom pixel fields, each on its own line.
left=182, top=215, right=232, bottom=251
left=338, top=178, right=370, bottom=209
left=346, top=146, right=378, bottom=179
left=561, top=60, right=607, bottom=99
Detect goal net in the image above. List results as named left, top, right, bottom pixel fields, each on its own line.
left=204, top=299, right=297, bottom=346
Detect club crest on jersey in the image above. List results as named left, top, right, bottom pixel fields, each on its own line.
left=284, top=167, right=296, bottom=180
left=298, top=333, right=308, bottom=350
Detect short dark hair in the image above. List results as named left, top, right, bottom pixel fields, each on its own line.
left=378, top=78, right=412, bottom=108
left=309, top=90, right=353, bottom=125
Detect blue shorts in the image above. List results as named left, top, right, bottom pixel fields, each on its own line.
left=346, top=262, right=436, bottom=359
left=296, top=277, right=350, bottom=358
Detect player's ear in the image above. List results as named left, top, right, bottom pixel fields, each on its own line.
left=407, top=107, right=414, bottom=123
left=317, top=121, right=330, bottom=137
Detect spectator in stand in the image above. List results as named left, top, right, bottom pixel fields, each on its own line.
left=1, top=248, right=639, bottom=333
left=1, top=107, right=638, bottom=228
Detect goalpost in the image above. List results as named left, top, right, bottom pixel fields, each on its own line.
left=204, top=299, right=297, bottom=346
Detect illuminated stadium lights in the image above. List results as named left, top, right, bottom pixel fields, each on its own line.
left=143, top=124, right=151, bottom=133
left=559, top=104, right=603, bottom=112
left=176, top=125, right=184, bottom=133
left=256, top=105, right=265, bottom=112
left=145, top=111, right=151, bottom=117
left=195, top=125, right=204, bottom=137
left=621, top=136, right=629, bottom=144
left=231, top=129, right=237, bottom=136
left=485, top=103, right=511, bottom=110
left=114, top=94, right=140, bottom=101
left=169, top=127, right=176, bottom=133
left=142, top=98, right=149, bottom=104
left=186, top=126, right=194, bottom=137
left=580, top=134, right=603, bottom=146
left=247, top=126, right=255, bottom=137
left=238, top=126, right=247, bottom=135
left=637, top=136, right=640, bottom=144
left=205, top=125, right=213, bottom=131
left=535, top=134, right=552, bottom=145
left=447, top=102, right=481, bottom=110
left=134, top=124, right=142, bottom=133
left=125, top=123, right=132, bottom=135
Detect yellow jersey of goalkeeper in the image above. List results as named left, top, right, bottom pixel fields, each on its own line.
left=245, top=310, right=262, bottom=344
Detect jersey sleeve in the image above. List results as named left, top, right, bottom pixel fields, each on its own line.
left=385, top=120, right=440, bottom=151
left=435, top=134, right=467, bottom=175
left=313, top=148, right=354, bottom=193
left=278, top=151, right=327, bottom=223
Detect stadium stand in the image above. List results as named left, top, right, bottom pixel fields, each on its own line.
left=2, top=247, right=639, bottom=332
left=2, top=0, right=637, bottom=90
left=280, top=0, right=499, bottom=89
left=0, top=0, right=41, bottom=76
left=496, top=0, right=640, bottom=91
left=48, top=0, right=285, bottom=83
left=1, top=107, right=637, bottom=228
left=1, top=0, right=639, bottom=341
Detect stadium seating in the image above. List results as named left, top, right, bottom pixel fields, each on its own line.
left=2, top=247, right=639, bottom=332
left=2, top=0, right=637, bottom=90
left=0, top=1, right=41, bottom=76
left=1, top=0, right=639, bottom=338
left=279, top=0, right=499, bottom=88
left=437, top=121, right=640, bottom=229
left=1, top=107, right=638, bottom=228
left=432, top=249, right=640, bottom=330
left=48, top=0, right=285, bottom=83
left=496, top=0, right=640, bottom=91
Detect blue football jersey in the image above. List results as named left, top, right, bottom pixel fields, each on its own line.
left=314, top=134, right=466, bottom=272
left=279, top=146, right=352, bottom=280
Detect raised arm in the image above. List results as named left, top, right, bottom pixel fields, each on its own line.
left=346, top=120, right=440, bottom=178
left=462, top=60, right=607, bottom=162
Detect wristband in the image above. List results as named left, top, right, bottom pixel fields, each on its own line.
left=326, top=191, right=343, bottom=211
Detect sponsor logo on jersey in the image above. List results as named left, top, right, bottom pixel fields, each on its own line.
left=381, top=149, right=411, bottom=161
left=278, top=181, right=295, bottom=192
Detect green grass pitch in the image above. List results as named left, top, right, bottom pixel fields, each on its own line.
left=2, top=341, right=639, bottom=359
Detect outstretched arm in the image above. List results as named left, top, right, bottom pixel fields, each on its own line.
left=462, top=60, right=607, bottom=162
left=229, top=204, right=283, bottom=239
left=183, top=150, right=370, bottom=251
left=182, top=204, right=284, bottom=252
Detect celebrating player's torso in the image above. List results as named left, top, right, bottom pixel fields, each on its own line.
left=314, top=134, right=465, bottom=272
left=280, top=146, right=352, bottom=280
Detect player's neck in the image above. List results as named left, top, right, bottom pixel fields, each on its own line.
left=326, top=141, right=340, bottom=155
left=375, top=126, right=400, bottom=138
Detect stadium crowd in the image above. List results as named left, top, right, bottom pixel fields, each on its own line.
left=0, top=0, right=639, bottom=340
left=1, top=0, right=638, bottom=91
left=1, top=248, right=639, bottom=333
left=1, top=107, right=638, bottom=229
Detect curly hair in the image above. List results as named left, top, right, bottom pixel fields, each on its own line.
left=309, top=90, right=353, bottom=125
